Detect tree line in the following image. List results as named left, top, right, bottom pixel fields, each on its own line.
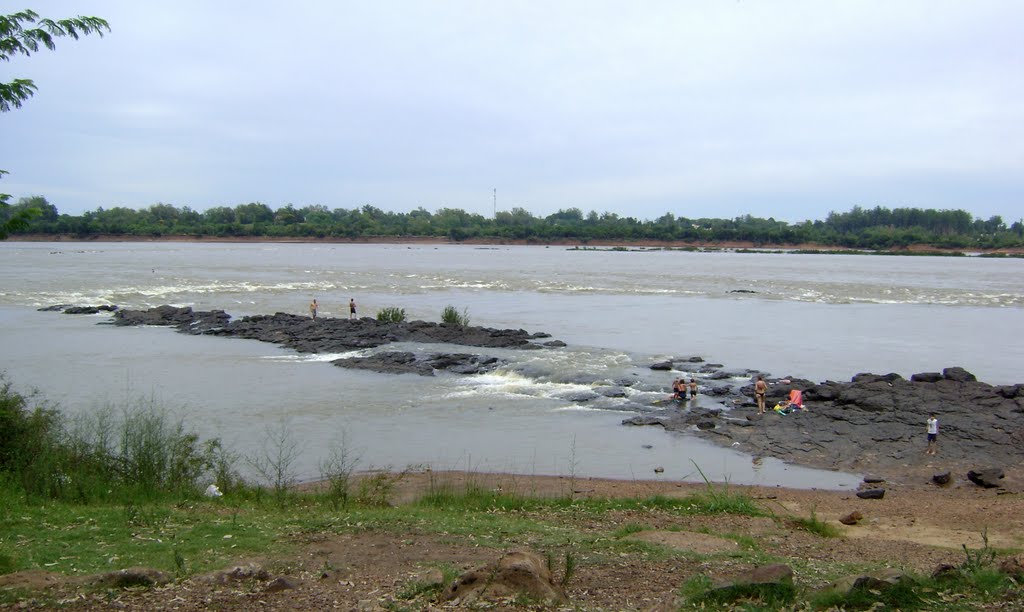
left=4, top=197, right=1023, bottom=250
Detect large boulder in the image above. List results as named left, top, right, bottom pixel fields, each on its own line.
left=967, top=468, right=1005, bottom=488
left=442, top=550, right=569, bottom=606
left=943, top=367, right=978, bottom=383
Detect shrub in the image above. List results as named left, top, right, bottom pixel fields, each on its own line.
left=0, top=379, right=233, bottom=502
left=376, top=306, right=406, bottom=323
left=441, top=305, right=470, bottom=327
left=318, top=429, right=360, bottom=510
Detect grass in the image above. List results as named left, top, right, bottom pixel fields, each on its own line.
left=787, top=505, right=842, bottom=538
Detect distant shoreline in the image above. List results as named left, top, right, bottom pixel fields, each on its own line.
left=9, top=233, right=1024, bottom=255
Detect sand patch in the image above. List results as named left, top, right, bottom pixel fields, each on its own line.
left=838, top=521, right=1022, bottom=550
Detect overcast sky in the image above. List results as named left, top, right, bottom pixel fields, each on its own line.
left=2, top=1, right=1021, bottom=222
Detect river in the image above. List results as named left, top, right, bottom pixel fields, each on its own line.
left=1, top=241, right=1021, bottom=489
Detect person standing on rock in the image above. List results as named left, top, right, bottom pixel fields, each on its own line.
left=349, top=298, right=357, bottom=320
left=926, top=415, right=939, bottom=455
left=688, top=378, right=698, bottom=400
left=309, top=299, right=318, bottom=320
left=754, top=376, right=768, bottom=414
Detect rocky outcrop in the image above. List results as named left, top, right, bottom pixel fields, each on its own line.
left=105, top=307, right=556, bottom=375
left=55, top=306, right=1024, bottom=477
left=333, top=351, right=503, bottom=376
left=653, top=367, right=1024, bottom=476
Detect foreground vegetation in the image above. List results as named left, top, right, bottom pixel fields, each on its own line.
left=1, top=380, right=1021, bottom=609
left=5, top=198, right=1024, bottom=251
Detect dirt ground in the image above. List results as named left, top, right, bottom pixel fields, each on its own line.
left=1, top=466, right=1021, bottom=611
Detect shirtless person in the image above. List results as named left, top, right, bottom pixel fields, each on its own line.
left=309, top=299, right=318, bottom=320
left=688, top=378, right=698, bottom=400
left=671, top=379, right=686, bottom=402
left=754, top=375, right=768, bottom=414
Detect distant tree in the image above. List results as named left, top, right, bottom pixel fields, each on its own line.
left=0, top=9, right=109, bottom=238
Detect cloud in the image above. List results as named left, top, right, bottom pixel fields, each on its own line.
left=2, top=1, right=1021, bottom=221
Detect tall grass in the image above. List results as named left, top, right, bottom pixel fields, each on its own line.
left=0, top=379, right=237, bottom=502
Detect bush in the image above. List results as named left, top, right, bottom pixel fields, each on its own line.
left=376, top=306, right=406, bottom=323
left=441, top=305, right=470, bottom=327
left=0, top=379, right=235, bottom=502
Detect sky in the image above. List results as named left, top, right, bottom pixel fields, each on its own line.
left=1, top=1, right=1022, bottom=223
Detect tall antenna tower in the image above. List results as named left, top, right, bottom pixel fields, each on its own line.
left=493, top=188, right=497, bottom=218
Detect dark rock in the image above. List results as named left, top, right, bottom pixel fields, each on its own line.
left=855, top=489, right=885, bottom=499
left=543, top=340, right=566, bottom=347
left=863, top=475, right=885, bottom=484
left=89, top=567, right=172, bottom=588
left=911, top=372, right=944, bottom=383
left=851, top=372, right=904, bottom=384
left=622, top=416, right=666, bottom=427
left=943, top=367, right=977, bottom=383
left=595, top=386, right=628, bottom=398
left=995, top=384, right=1024, bottom=399
left=695, top=420, right=716, bottom=430
left=264, top=576, right=300, bottom=593
left=705, top=385, right=733, bottom=396
left=823, top=569, right=907, bottom=597
left=62, top=304, right=118, bottom=314
left=208, top=564, right=271, bottom=584
left=967, top=468, right=1005, bottom=488
left=649, top=361, right=674, bottom=371
left=932, top=471, right=952, bottom=486
left=999, top=554, right=1024, bottom=578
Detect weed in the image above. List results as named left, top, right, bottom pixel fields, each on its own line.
left=560, top=551, right=576, bottom=587
left=683, top=575, right=796, bottom=609
left=612, top=523, right=649, bottom=538
left=788, top=505, right=841, bottom=538
left=440, top=305, right=470, bottom=326
left=961, top=528, right=996, bottom=572
left=685, top=460, right=763, bottom=516
left=172, top=549, right=186, bottom=577
left=122, top=502, right=171, bottom=529
left=355, top=470, right=405, bottom=507
left=376, top=306, right=406, bottom=323
left=810, top=575, right=925, bottom=610
left=247, top=418, right=301, bottom=507
left=0, top=550, right=15, bottom=574
left=318, top=428, right=361, bottom=510
left=566, top=435, right=579, bottom=500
